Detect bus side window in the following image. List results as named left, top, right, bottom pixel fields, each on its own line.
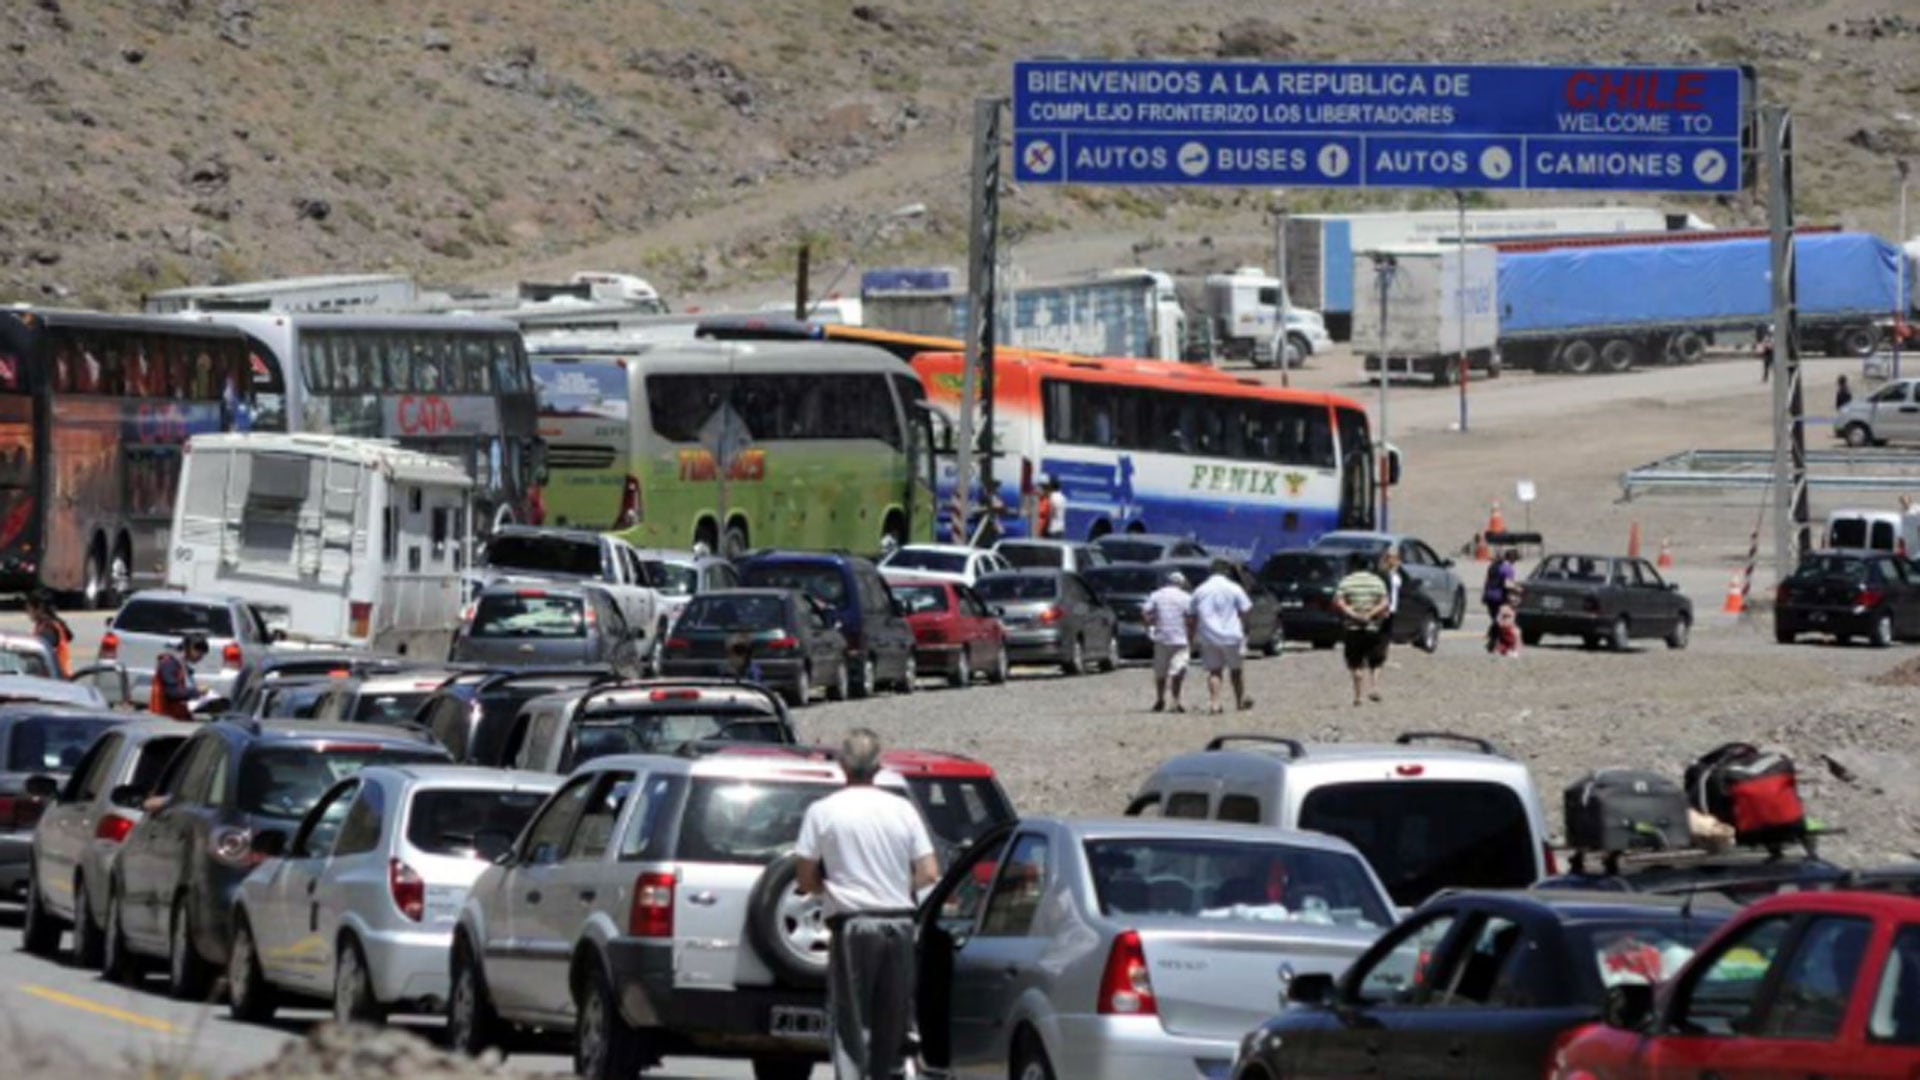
left=431, top=507, right=449, bottom=562
left=382, top=506, right=398, bottom=563
left=463, top=338, right=493, bottom=393
left=381, top=334, right=413, bottom=393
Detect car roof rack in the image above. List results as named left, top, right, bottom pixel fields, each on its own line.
left=1395, top=731, right=1500, bottom=756
left=480, top=665, right=619, bottom=690
left=1204, top=734, right=1305, bottom=758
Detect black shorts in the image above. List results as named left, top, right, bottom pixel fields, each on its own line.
left=1343, top=626, right=1389, bottom=670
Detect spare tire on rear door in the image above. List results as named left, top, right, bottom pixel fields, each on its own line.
left=747, top=852, right=830, bottom=987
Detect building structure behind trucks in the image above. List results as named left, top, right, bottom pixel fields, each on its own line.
left=1350, top=244, right=1500, bottom=387
left=167, top=433, right=472, bottom=658
left=862, top=267, right=1186, bottom=361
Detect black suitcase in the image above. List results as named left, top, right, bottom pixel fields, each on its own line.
left=1564, top=769, right=1691, bottom=852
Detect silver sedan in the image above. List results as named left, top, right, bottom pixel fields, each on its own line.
left=915, top=818, right=1397, bottom=1080
left=227, top=764, right=558, bottom=1025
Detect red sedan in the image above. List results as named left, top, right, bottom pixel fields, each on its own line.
left=1554, top=889, right=1920, bottom=1079
left=888, top=577, right=1009, bottom=688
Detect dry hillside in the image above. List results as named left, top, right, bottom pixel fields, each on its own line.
left=1, top=0, right=1915, bottom=308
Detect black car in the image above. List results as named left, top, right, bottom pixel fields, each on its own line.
left=1233, top=891, right=1732, bottom=1080
left=1515, top=554, right=1693, bottom=651
left=1091, top=532, right=1208, bottom=565
left=1259, top=550, right=1446, bottom=653
left=413, top=667, right=617, bottom=765
left=1774, top=550, right=1920, bottom=646
left=0, top=705, right=124, bottom=902
left=105, top=721, right=449, bottom=998
left=1160, top=559, right=1286, bottom=656
left=1084, top=563, right=1175, bottom=660
left=975, top=569, right=1120, bottom=674
left=1536, top=849, right=1853, bottom=905
left=738, top=551, right=918, bottom=697
left=657, top=588, right=851, bottom=707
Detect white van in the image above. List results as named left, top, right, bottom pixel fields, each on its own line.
left=1824, top=507, right=1920, bottom=556
left=167, top=433, right=472, bottom=658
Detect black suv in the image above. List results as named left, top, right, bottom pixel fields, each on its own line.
left=738, top=552, right=917, bottom=697
left=413, top=667, right=617, bottom=765
left=105, top=720, right=449, bottom=998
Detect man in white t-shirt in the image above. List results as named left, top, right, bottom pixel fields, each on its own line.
left=1141, top=570, right=1194, bottom=713
left=1041, top=476, right=1067, bottom=538
left=796, top=729, right=938, bottom=1079
left=1191, top=558, right=1254, bottom=714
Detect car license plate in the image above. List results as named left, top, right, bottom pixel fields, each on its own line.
left=1279, top=599, right=1304, bottom=610
left=770, top=1005, right=828, bottom=1041
left=1541, top=596, right=1564, bottom=610
left=1809, top=611, right=1827, bottom=623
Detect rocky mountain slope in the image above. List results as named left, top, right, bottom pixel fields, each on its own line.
left=1, top=0, right=1914, bottom=308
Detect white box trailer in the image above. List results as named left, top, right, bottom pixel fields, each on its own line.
left=1351, top=244, right=1500, bottom=387
left=143, top=273, right=418, bottom=314
left=167, top=433, right=472, bottom=658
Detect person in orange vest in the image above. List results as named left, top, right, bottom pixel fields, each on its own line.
left=150, top=635, right=209, bottom=721
left=25, top=591, right=73, bottom=679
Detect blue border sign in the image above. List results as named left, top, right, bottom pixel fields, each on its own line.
left=1012, top=61, right=1747, bottom=192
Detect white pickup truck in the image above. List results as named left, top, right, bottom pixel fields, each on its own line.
left=467, top=526, right=660, bottom=649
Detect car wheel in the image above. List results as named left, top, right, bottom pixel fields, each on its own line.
left=826, top=661, right=849, bottom=702
left=1774, top=623, right=1796, bottom=645
left=1263, top=623, right=1284, bottom=657
left=751, top=1058, right=813, bottom=1080
left=898, top=651, right=918, bottom=693
left=1012, top=1032, right=1058, bottom=1080
left=1666, top=615, right=1691, bottom=650
left=1100, top=633, right=1120, bottom=672
left=1843, top=423, right=1874, bottom=448
left=786, top=665, right=811, bottom=708
left=103, top=885, right=139, bottom=984
left=73, top=874, right=105, bottom=969
left=1062, top=635, right=1086, bottom=676
left=1608, top=616, right=1632, bottom=653
left=947, top=654, right=968, bottom=689
left=1446, top=587, right=1468, bottom=629
left=575, top=961, right=645, bottom=1080
left=988, top=645, right=1010, bottom=684
left=228, top=914, right=279, bottom=1023
left=745, top=853, right=830, bottom=987
left=448, top=940, right=502, bottom=1057
left=1311, top=639, right=1336, bottom=650
left=1521, top=629, right=1543, bottom=647
left=1871, top=613, right=1895, bottom=648
left=850, top=654, right=876, bottom=699
left=334, top=937, right=388, bottom=1025
left=168, top=894, right=214, bottom=1001
left=21, top=863, right=63, bottom=958
left=1416, top=610, right=1441, bottom=654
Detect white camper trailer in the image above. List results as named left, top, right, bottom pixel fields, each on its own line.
left=167, top=434, right=472, bottom=657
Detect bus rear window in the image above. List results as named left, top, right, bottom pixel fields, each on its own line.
left=469, top=595, right=587, bottom=638
left=532, top=359, right=630, bottom=420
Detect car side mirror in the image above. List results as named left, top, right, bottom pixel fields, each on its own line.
left=1440, top=558, right=1455, bottom=568
left=891, top=599, right=907, bottom=617
left=271, top=629, right=288, bottom=643
left=251, top=829, right=287, bottom=858
left=1603, top=983, right=1656, bottom=1032
left=108, top=784, right=146, bottom=810
left=1667, top=582, right=1681, bottom=592
left=1287, top=971, right=1337, bottom=1007
left=24, top=774, right=60, bottom=800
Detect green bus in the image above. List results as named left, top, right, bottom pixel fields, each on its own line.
left=529, top=338, right=938, bottom=557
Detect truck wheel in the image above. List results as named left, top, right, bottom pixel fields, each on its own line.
left=1667, top=331, right=1707, bottom=365
left=1839, top=324, right=1880, bottom=358
left=1288, top=333, right=1311, bottom=367
left=1600, top=339, right=1639, bottom=374
left=1843, top=423, right=1875, bottom=449
left=1434, top=358, right=1458, bottom=387
left=1559, top=340, right=1599, bottom=375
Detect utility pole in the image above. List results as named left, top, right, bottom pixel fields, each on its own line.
left=1372, top=253, right=1398, bottom=531
left=1764, top=104, right=1809, bottom=583
left=793, top=243, right=810, bottom=321
left=1897, top=159, right=1910, bottom=381
left=1455, top=190, right=1470, bottom=434
left=957, top=97, right=1003, bottom=543
left=1273, top=194, right=1291, bottom=388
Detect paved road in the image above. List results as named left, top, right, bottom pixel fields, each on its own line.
left=0, top=915, right=790, bottom=1077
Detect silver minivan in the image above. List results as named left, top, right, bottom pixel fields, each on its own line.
left=1836, top=377, right=1920, bottom=447
left=228, top=764, right=559, bottom=1024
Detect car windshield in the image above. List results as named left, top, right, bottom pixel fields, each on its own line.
left=891, top=585, right=951, bottom=615
left=741, top=564, right=847, bottom=606
left=239, top=744, right=444, bottom=821
left=1298, top=780, right=1537, bottom=906
left=680, top=595, right=787, bottom=631
left=573, top=710, right=788, bottom=764
left=1085, top=567, right=1164, bottom=594
left=352, top=692, right=433, bottom=727
left=483, top=535, right=602, bottom=578
left=1313, top=535, right=1390, bottom=555
left=884, top=549, right=968, bottom=573
left=259, top=683, right=337, bottom=719
left=0, top=650, right=51, bottom=677
left=5, top=716, right=116, bottom=772
left=1085, top=837, right=1392, bottom=930
left=905, top=776, right=1013, bottom=850
left=1096, top=540, right=1167, bottom=564
left=1577, top=919, right=1725, bottom=991
left=974, top=576, right=1059, bottom=602
left=1262, top=553, right=1343, bottom=585
left=113, top=600, right=234, bottom=638
left=1791, top=556, right=1870, bottom=583
left=406, top=787, right=550, bottom=858
left=470, top=594, right=587, bottom=638
left=645, top=561, right=699, bottom=596
left=996, top=543, right=1063, bottom=570
left=674, top=777, right=837, bottom=865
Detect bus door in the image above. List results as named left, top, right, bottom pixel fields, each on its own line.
left=1335, top=407, right=1375, bottom=531
left=907, top=403, right=938, bottom=543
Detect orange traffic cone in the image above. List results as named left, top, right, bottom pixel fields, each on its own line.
left=1474, top=531, right=1490, bottom=562
left=1627, top=522, right=1642, bottom=559
left=1487, top=500, right=1506, bottom=537
left=1657, top=538, right=1674, bottom=569
left=1722, top=572, right=1744, bottom=615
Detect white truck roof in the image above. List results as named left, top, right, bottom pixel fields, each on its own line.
left=187, top=433, right=473, bottom=489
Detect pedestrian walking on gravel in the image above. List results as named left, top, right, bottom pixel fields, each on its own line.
left=1334, top=553, right=1391, bottom=706
left=796, top=728, right=939, bottom=1080
left=1482, top=548, right=1521, bottom=652
left=1191, top=558, right=1254, bottom=714
left=1142, top=570, right=1194, bottom=713
left=149, top=634, right=208, bottom=721
left=1376, top=549, right=1406, bottom=692
left=1836, top=374, right=1853, bottom=412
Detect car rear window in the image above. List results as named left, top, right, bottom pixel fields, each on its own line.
left=891, top=585, right=951, bottom=615
left=573, top=709, right=789, bottom=765
left=974, top=575, right=1059, bottom=601
left=1085, top=566, right=1164, bottom=594
left=239, top=744, right=445, bottom=820
left=353, top=692, right=433, bottom=727
left=741, top=563, right=848, bottom=606
left=995, top=543, right=1061, bottom=569
left=645, top=561, right=699, bottom=596
left=113, top=600, right=234, bottom=638
left=884, top=550, right=967, bottom=573
left=1085, top=837, right=1391, bottom=930
left=674, top=777, right=837, bottom=864
left=1297, top=780, right=1537, bottom=906
left=130, top=736, right=189, bottom=791
left=680, top=594, right=788, bottom=630
left=470, top=594, right=587, bottom=638
left=6, top=717, right=117, bottom=772
left=904, top=776, right=1013, bottom=850
left=260, top=683, right=337, bottom=719
left=483, top=535, right=603, bottom=577
left=406, top=787, right=550, bottom=858
left=1790, top=556, right=1870, bottom=583
left=1578, top=919, right=1724, bottom=992
left=0, top=650, right=51, bottom=678
left=1262, top=553, right=1342, bottom=585
left=1096, top=540, right=1165, bottom=564
left=1312, top=535, right=1389, bottom=555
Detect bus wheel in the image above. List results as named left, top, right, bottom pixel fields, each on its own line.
left=83, top=540, right=111, bottom=611
left=693, top=519, right=719, bottom=556
left=110, top=537, right=132, bottom=607
left=881, top=512, right=906, bottom=554
left=723, top=520, right=749, bottom=561
left=1088, top=520, right=1113, bottom=541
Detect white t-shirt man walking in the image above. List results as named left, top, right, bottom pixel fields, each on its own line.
left=1142, top=570, right=1194, bottom=713
left=1190, top=558, right=1254, bottom=714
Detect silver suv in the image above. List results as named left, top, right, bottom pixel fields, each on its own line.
left=450, top=745, right=1013, bottom=1079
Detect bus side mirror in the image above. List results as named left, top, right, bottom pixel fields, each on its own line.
left=1384, top=445, right=1403, bottom=487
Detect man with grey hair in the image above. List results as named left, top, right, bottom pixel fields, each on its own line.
left=1142, top=568, right=1194, bottom=713
left=796, top=728, right=939, bottom=1078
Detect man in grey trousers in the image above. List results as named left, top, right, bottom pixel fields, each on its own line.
left=796, top=728, right=940, bottom=1079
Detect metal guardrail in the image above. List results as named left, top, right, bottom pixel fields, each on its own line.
left=1621, top=447, right=1920, bottom=499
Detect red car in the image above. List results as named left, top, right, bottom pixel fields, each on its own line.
left=888, top=577, right=1009, bottom=688
left=1554, top=890, right=1920, bottom=1079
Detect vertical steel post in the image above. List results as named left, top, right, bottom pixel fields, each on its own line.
left=793, top=243, right=810, bottom=321
left=958, top=97, right=1003, bottom=542
left=1274, top=201, right=1291, bottom=388
left=1764, top=105, right=1809, bottom=583
left=1456, top=191, right=1470, bottom=433
left=1374, top=255, right=1395, bottom=531
left=1897, top=161, right=1910, bottom=381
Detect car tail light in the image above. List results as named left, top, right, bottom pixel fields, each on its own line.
left=528, top=484, right=546, bottom=527
left=765, top=635, right=798, bottom=652
left=1394, top=763, right=1425, bottom=777
left=349, top=602, right=373, bottom=639
left=650, top=688, right=701, bottom=702
left=1775, top=585, right=1790, bottom=605
left=629, top=871, right=675, bottom=937
left=1542, top=842, right=1559, bottom=876
left=666, top=637, right=690, bottom=654
left=222, top=642, right=243, bottom=669
left=615, top=474, right=642, bottom=529
left=515, top=589, right=549, bottom=599
left=1097, top=930, right=1157, bottom=1016
left=99, top=631, right=119, bottom=661
left=210, top=826, right=260, bottom=868
left=0, top=794, right=45, bottom=830
left=389, top=858, right=425, bottom=922
left=1545, top=1028, right=1592, bottom=1080
left=96, top=813, right=136, bottom=844
left=1038, top=605, right=1064, bottom=625
left=1858, top=586, right=1886, bottom=608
